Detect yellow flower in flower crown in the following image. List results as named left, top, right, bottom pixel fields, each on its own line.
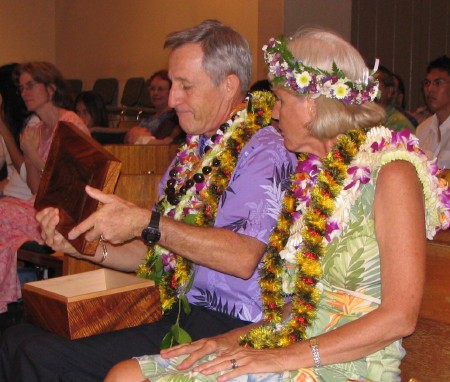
left=333, top=81, right=350, bottom=99
left=296, top=71, right=312, bottom=88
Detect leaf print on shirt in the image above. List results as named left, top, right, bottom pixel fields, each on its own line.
left=261, top=163, right=294, bottom=220
left=190, top=287, right=244, bottom=318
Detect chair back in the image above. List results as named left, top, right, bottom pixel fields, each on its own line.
left=67, top=79, right=83, bottom=102
left=121, top=77, right=144, bottom=108
left=93, top=78, right=119, bottom=106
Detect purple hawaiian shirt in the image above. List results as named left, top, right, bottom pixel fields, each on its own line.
left=158, top=126, right=297, bottom=323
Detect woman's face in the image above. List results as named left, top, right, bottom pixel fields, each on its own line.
left=19, top=71, right=53, bottom=113
left=272, top=88, right=314, bottom=152
left=148, top=76, right=171, bottom=111
left=75, top=101, right=93, bottom=127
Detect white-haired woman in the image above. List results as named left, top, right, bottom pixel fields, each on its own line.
left=105, top=27, right=450, bottom=382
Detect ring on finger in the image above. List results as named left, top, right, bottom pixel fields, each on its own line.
left=230, top=359, right=238, bottom=369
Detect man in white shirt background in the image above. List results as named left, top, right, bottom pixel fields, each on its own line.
left=416, top=55, right=450, bottom=169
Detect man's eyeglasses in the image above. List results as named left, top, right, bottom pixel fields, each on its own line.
left=422, top=78, right=450, bottom=88
left=18, top=80, right=39, bottom=94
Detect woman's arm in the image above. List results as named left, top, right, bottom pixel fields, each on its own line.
left=20, top=125, right=45, bottom=194
left=0, top=117, right=24, bottom=173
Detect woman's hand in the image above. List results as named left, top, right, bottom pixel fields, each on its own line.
left=36, top=207, right=79, bottom=255
left=194, top=347, right=287, bottom=381
left=20, top=125, right=40, bottom=158
left=160, top=330, right=242, bottom=371
left=124, top=127, right=152, bottom=144
left=67, top=186, right=151, bottom=244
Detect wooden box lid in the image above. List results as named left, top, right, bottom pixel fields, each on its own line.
left=22, top=269, right=161, bottom=339
left=34, top=122, right=122, bottom=255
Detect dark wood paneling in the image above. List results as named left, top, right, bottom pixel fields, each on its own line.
left=352, top=0, right=449, bottom=112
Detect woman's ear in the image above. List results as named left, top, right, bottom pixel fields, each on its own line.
left=46, top=84, right=57, bottom=100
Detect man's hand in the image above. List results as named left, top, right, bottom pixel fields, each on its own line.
left=67, top=186, right=151, bottom=244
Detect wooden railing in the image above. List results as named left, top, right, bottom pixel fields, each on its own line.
left=400, top=229, right=450, bottom=381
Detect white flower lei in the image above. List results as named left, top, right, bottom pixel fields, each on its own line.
left=280, top=126, right=450, bottom=294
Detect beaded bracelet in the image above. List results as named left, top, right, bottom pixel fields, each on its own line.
left=309, top=337, right=321, bottom=368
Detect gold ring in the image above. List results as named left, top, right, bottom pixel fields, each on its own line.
left=230, top=359, right=238, bottom=369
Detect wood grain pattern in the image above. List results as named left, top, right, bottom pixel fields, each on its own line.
left=34, top=122, right=122, bottom=255
left=23, top=269, right=161, bottom=339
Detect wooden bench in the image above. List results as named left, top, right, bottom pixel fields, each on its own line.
left=62, top=144, right=178, bottom=275
left=400, top=229, right=450, bottom=381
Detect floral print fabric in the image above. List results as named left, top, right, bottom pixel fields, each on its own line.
left=137, top=128, right=444, bottom=381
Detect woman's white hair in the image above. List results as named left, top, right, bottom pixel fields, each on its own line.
left=287, top=27, right=384, bottom=139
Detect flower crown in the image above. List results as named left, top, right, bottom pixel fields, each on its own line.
left=263, top=36, right=379, bottom=105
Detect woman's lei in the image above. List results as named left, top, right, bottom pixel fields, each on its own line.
left=137, top=91, right=276, bottom=315
left=240, top=126, right=450, bottom=349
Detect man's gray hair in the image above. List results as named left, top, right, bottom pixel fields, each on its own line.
left=164, top=19, right=252, bottom=95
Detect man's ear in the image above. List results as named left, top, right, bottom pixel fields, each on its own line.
left=223, top=73, right=241, bottom=99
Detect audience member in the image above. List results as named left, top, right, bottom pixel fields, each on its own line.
left=392, top=72, right=419, bottom=127
left=0, top=63, right=30, bottom=199
left=375, top=65, right=415, bottom=132
left=0, top=62, right=89, bottom=315
left=105, top=27, right=450, bottom=382
left=416, top=55, right=450, bottom=169
left=0, top=20, right=296, bottom=382
left=249, top=79, right=272, bottom=92
left=125, top=70, right=184, bottom=145
left=74, top=90, right=109, bottom=128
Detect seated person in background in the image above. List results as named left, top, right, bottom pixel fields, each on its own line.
left=105, top=27, right=450, bottom=382
left=416, top=55, right=450, bottom=169
left=74, top=90, right=109, bottom=128
left=0, top=62, right=89, bottom=314
left=375, top=65, right=415, bottom=132
left=249, top=79, right=273, bottom=92
left=392, top=71, right=419, bottom=127
left=0, top=19, right=296, bottom=382
left=0, top=63, right=30, bottom=199
left=125, top=70, right=184, bottom=145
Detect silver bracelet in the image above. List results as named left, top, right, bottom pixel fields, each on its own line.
left=309, top=337, right=321, bottom=368
left=99, top=235, right=108, bottom=263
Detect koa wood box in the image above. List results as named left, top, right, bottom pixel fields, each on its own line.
left=22, top=269, right=162, bottom=340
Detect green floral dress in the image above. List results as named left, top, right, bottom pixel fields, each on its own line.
left=136, top=128, right=449, bottom=382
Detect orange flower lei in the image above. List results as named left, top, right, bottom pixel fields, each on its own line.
left=240, top=129, right=367, bottom=348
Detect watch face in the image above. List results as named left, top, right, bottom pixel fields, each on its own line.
left=142, top=227, right=161, bottom=244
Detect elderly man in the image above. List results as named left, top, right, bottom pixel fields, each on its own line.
left=416, top=55, right=450, bottom=169
left=0, top=20, right=296, bottom=382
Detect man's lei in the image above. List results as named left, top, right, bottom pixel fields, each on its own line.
left=263, top=36, right=379, bottom=105
left=137, top=91, right=276, bottom=316
left=240, top=126, right=450, bottom=349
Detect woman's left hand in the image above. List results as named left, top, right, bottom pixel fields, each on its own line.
left=194, top=347, right=286, bottom=381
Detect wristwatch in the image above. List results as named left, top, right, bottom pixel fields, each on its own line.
left=141, top=211, right=161, bottom=244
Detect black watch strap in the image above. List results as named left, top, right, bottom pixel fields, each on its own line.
left=141, top=211, right=161, bottom=244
